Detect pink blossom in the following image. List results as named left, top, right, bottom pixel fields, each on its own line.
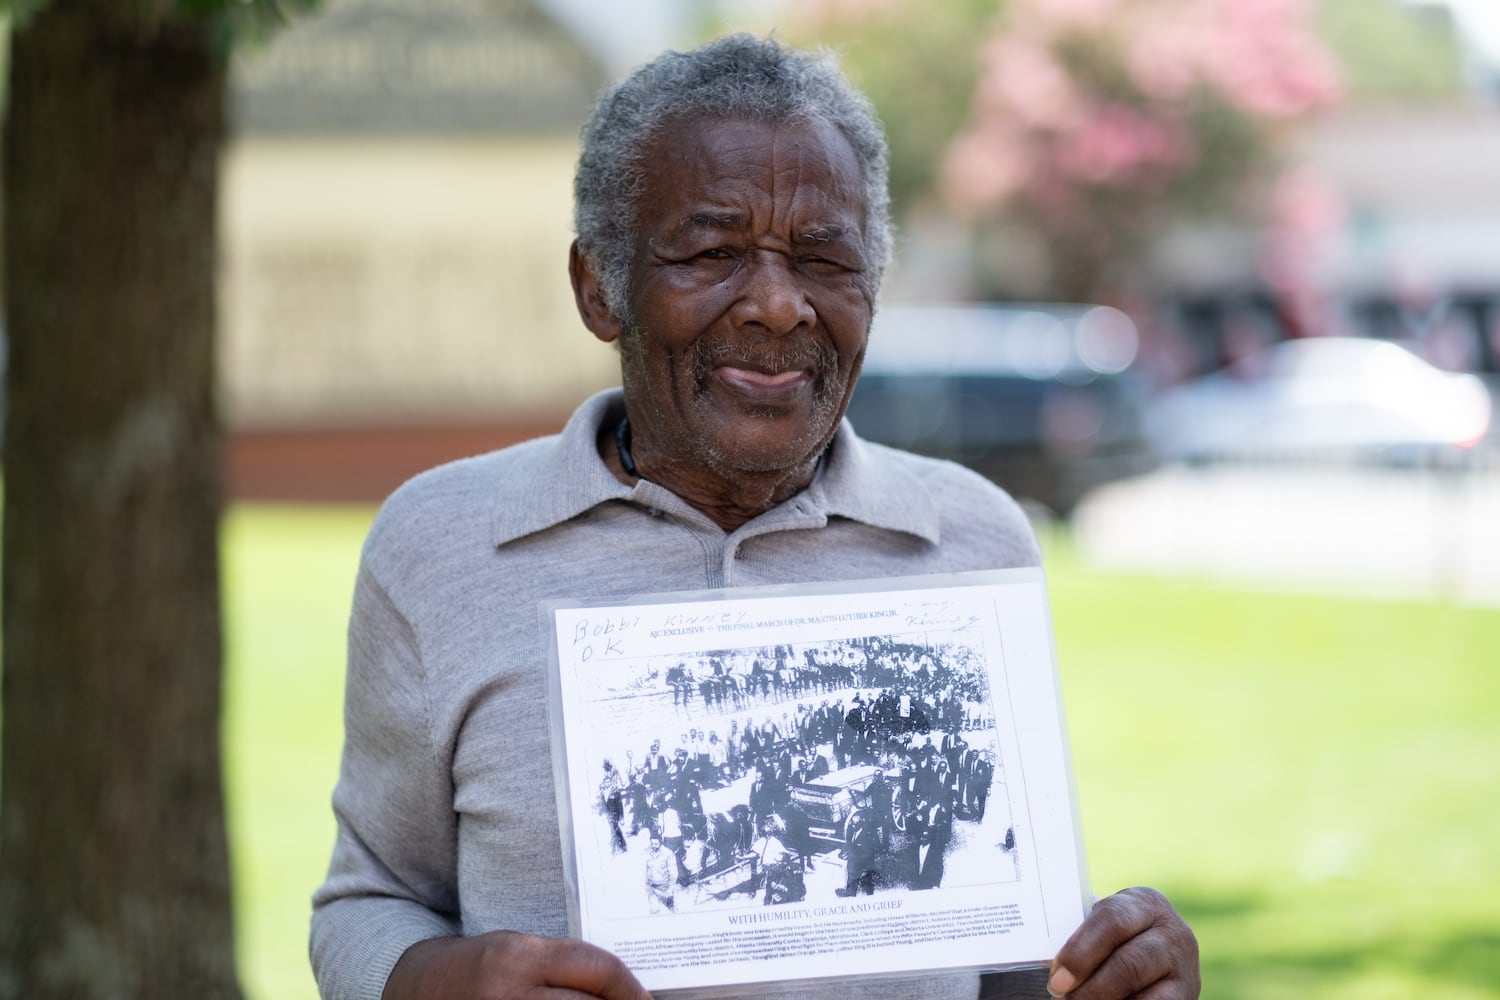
left=940, top=125, right=1028, bottom=211
left=1123, top=7, right=1213, bottom=100
left=1056, top=104, right=1192, bottom=184
left=974, top=34, right=1087, bottom=129
left=1200, top=0, right=1342, bottom=115
left=934, top=0, right=1343, bottom=302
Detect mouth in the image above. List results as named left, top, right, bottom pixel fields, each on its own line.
left=698, top=341, right=832, bottom=406
left=715, top=365, right=813, bottom=397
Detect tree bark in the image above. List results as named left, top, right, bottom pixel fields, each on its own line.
left=1, top=2, right=241, bottom=997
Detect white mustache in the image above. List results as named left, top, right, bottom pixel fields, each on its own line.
left=695, top=339, right=837, bottom=375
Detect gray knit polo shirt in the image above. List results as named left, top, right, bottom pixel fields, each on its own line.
left=310, top=389, right=1050, bottom=1000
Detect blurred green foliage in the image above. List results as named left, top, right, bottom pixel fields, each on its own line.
left=1319, top=0, right=1466, bottom=101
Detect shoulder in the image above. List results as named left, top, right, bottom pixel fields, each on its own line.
left=852, top=437, right=1043, bottom=568
left=360, top=390, right=624, bottom=577
left=859, top=437, right=1013, bottom=502
left=359, top=435, right=560, bottom=586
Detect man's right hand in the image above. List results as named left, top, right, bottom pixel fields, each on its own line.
left=382, top=931, right=653, bottom=1000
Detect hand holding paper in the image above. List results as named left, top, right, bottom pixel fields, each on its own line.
left=383, top=931, right=652, bottom=1000
left=1047, top=887, right=1200, bottom=999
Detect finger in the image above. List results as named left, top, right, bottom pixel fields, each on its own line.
left=1051, top=886, right=1202, bottom=999
left=484, top=933, right=650, bottom=1000
left=535, top=989, right=651, bottom=1000
left=1050, top=887, right=1165, bottom=990
left=530, top=936, right=652, bottom=1000
left=1057, top=930, right=1173, bottom=1000
left=1132, top=980, right=1196, bottom=1000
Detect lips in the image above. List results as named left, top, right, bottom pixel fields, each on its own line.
left=718, top=367, right=807, bottom=389
left=695, top=336, right=836, bottom=407
left=714, top=365, right=814, bottom=402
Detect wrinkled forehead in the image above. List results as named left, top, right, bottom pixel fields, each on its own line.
left=635, top=113, right=869, bottom=228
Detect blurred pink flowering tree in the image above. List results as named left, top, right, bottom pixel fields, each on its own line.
left=940, top=0, right=1341, bottom=304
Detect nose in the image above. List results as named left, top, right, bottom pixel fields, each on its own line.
left=731, top=251, right=815, bottom=336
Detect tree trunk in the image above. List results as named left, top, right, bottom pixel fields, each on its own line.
left=0, top=2, right=241, bottom=997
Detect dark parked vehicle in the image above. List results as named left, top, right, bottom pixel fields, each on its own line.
left=846, top=304, right=1157, bottom=517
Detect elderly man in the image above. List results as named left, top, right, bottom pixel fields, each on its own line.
left=310, top=33, right=1199, bottom=1000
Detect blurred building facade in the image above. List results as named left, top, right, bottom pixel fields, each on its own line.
left=223, top=0, right=615, bottom=432
left=1156, top=104, right=1500, bottom=381
left=221, top=0, right=617, bottom=497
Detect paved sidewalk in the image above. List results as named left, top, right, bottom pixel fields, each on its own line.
left=1070, top=465, right=1500, bottom=606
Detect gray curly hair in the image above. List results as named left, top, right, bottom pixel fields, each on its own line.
left=573, top=34, right=892, bottom=321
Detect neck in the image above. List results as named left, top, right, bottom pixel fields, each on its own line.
left=607, top=414, right=821, bottom=533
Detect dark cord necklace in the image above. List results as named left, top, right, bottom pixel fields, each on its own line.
left=615, top=415, right=638, bottom=478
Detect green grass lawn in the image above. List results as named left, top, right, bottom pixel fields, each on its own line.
left=222, top=504, right=374, bottom=1000
left=223, top=506, right=1500, bottom=999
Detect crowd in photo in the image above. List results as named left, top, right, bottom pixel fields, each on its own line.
left=660, top=637, right=992, bottom=720
left=595, top=637, right=1008, bottom=912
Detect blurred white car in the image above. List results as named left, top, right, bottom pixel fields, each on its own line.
left=1145, top=337, right=1493, bottom=464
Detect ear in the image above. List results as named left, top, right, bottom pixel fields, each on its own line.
left=569, top=241, right=625, bottom=344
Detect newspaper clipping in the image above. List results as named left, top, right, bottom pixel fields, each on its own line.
left=546, top=568, right=1088, bottom=995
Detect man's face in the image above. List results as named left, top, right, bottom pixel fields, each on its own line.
left=618, top=115, right=876, bottom=478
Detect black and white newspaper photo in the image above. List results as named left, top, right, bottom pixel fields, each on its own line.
left=545, top=568, right=1089, bottom=996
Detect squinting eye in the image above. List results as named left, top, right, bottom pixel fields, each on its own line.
left=698, top=248, right=732, bottom=260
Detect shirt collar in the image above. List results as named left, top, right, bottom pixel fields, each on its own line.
left=491, top=388, right=942, bottom=548
left=812, top=416, right=943, bottom=545
left=489, top=390, right=633, bottom=547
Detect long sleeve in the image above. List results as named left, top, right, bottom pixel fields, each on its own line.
left=310, top=562, right=461, bottom=1000
left=978, top=969, right=1051, bottom=998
